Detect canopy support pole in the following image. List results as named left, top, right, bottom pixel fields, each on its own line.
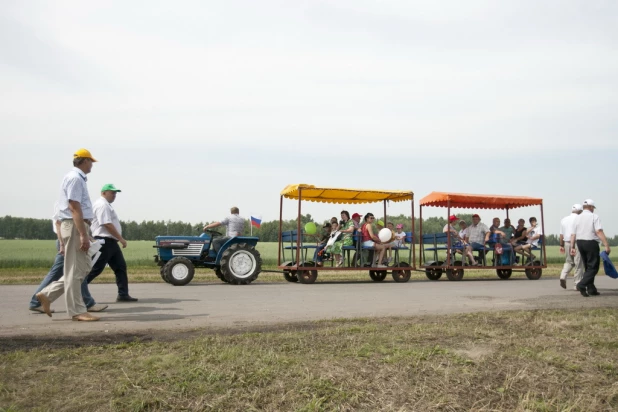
left=383, top=200, right=387, bottom=227
left=447, top=200, right=452, bottom=266
left=278, top=195, right=283, bottom=266
left=296, top=188, right=302, bottom=267
left=419, top=205, right=423, bottom=266
left=411, top=196, right=415, bottom=268
left=540, top=202, right=547, bottom=266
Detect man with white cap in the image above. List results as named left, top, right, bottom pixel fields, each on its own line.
left=559, top=204, right=584, bottom=290
left=569, top=199, right=611, bottom=297
left=36, top=148, right=100, bottom=321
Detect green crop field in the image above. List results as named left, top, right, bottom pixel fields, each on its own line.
left=1, top=239, right=614, bottom=285
left=0, top=239, right=573, bottom=269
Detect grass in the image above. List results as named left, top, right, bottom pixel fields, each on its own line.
left=0, top=240, right=613, bottom=285
left=1, top=308, right=618, bottom=411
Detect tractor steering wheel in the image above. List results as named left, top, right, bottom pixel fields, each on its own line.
left=204, top=229, right=223, bottom=237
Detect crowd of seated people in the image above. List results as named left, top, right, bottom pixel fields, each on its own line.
left=311, top=210, right=408, bottom=267
left=441, top=214, right=542, bottom=266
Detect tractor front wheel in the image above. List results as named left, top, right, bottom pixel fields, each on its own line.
left=220, top=243, right=262, bottom=285
left=164, top=257, right=195, bottom=286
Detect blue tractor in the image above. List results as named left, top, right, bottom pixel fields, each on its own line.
left=154, top=229, right=262, bottom=286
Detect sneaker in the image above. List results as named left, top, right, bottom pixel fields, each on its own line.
left=29, top=306, right=55, bottom=314
left=87, top=304, right=108, bottom=312
left=116, top=295, right=138, bottom=302
left=560, top=279, right=566, bottom=289
left=376, top=264, right=387, bottom=268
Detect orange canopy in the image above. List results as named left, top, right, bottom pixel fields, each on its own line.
left=419, top=192, right=542, bottom=210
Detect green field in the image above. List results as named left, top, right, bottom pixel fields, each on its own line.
left=0, top=240, right=576, bottom=269
left=1, top=240, right=614, bottom=285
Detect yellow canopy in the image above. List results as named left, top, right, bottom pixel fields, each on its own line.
left=280, top=184, right=413, bottom=204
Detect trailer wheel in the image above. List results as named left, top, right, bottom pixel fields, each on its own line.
left=220, top=243, right=262, bottom=285
left=446, top=266, right=464, bottom=281
left=369, top=271, right=387, bottom=281
left=525, top=261, right=542, bottom=280
left=496, top=269, right=512, bottom=279
left=283, top=270, right=298, bottom=282
left=425, top=261, right=443, bottom=281
left=297, top=262, right=317, bottom=284
left=164, top=257, right=195, bottom=286
left=392, top=262, right=411, bottom=282
left=160, top=264, right=171, bottom=284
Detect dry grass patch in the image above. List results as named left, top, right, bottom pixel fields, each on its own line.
left=2, top=309, right=618, bottom=411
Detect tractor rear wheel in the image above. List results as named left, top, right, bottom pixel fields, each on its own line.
left=160, top=264, right=171, bottom=284
left=219, top=243, right=262, bottom=285
left=215, top=268, right=229, bottom=283
left=164, top=257, right=195, bottom=286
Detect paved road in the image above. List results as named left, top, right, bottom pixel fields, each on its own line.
left=2, top=276, right=617, bottom=338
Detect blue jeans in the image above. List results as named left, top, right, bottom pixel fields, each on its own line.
left=30, top=244, right=97, bottom=309
left=29, top=252, right=64, bottom=309
left=81, top=278, right=96, bottom=308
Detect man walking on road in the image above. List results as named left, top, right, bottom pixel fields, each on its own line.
left=36, top=148, right=100, bottom=321
left=559, top=204, right=584, bottom=290
left=82, top=184, right=138, bottom=304
left=569, top=199, right=611, bottom=297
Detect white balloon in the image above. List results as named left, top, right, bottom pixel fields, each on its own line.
left=378, top=228, right=392, bottom=243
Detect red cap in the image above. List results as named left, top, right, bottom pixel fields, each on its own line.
left=449, top=215, right=458, bottom=222
left=352, top=213, right=361, bottom=219
left=472, top=214, right=480, bottom=218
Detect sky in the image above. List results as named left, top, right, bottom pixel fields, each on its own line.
left=0, top=0, right=617, bottom=235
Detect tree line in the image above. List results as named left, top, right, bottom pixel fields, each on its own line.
left=1, top=214, right=617, bottom=246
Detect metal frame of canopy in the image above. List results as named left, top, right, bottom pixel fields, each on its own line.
left=278, top=184, right=415, bottom=283
left=418, top=192, right=546, bottom=281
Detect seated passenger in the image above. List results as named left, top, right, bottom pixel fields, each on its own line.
left=499, top=218, right=515, bottom=244
left=329, top=211, right=355, bottom=267
left=360, top=213, right=388, bottom=268
left=510, top=219, right=528, bottom=246
left=484, top=217, right=506, bottom=245
left=442, top=215, right=459, bottom=239
left=315, top=223, right=331, bottom=266
left=467, top=214, right=489, bottom=263
left=351, top=213, right=362, bottom=230
left=393, top=224, right=406, bottom=248
left=514, top=217, right=542, bottom=261
left=458, top=220, right=478, bottom=266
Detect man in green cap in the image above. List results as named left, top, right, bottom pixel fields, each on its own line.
left=81, top=184, right=138, bottom=305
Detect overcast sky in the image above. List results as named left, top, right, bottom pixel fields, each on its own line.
left=1, top=0, right=616, bottom=234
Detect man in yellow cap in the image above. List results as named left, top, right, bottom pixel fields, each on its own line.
left=35, top=149, right=100, bottom=321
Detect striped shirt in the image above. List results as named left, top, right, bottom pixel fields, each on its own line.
left=467, top=222, right=489, bottom=244
left=58, top=167, right=93, bottom=220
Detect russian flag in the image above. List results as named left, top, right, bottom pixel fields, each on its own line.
left=250, top=215, right=262, bottom=228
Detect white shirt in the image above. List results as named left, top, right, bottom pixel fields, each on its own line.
left=560, top=213, right=578, bottom=241
left=526, top=225, right=543, bottom=246
left=572, top=210, right=603, bottom=241
left=51, top=203, right=60, bottom=234
left=443, top=224, right=457, bottom=234
left=394, top=231, right=406, bottom=247
left=91, top=197, right=122, bottom=239
left=58, top=167, right=93, bottom=220
left=459, top=228, right=468, bottom=240
left=221, top=214, right=245, bottom=237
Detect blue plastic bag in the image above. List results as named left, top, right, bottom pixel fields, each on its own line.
left=601, top=251, right=618, bottom=279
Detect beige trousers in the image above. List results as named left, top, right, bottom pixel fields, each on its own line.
left=560, top=241, right=584, bottom=285
left=39, top=220, right=92, bottom=317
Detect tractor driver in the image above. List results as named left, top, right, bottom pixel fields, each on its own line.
left=203, top=206, right=245, bottom=252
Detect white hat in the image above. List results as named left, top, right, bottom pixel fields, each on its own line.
left=583, top=199, right=596, bottom=209
left=572, top=203, right=583, bottom=212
